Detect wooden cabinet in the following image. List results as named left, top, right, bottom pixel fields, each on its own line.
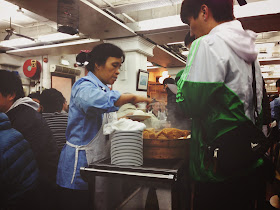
left=148, top=81, right=167, bottom=102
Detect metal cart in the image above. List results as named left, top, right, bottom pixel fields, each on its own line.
left=80, top=158, right=190, bottom=210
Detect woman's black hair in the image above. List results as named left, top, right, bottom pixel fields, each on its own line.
left=76, top=43, right=125, bottom=72
left=76, top=51, right=88, bottom=67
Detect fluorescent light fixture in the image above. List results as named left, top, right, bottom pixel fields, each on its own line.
left=0, top=32, right=81, bottom=48
left=167, top=41, right=184, bottom=45
left=38, top=32, right=80, bottom=42
left=136, top=0, right=280, bottom=31
left=0, top=38, right=35, bottom=47
left=137, top=15, right=184, bottom=31
left=6, top=38, right=100, bottom=53
left=147, top=66, right=162, bottom=69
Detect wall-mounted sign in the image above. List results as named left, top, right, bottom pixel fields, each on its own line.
left=23, top=59, right=42, bottom=80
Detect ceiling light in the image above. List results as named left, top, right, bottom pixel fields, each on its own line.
left=147, top=66, right=161, bottom=69
left=137, top=15, right=184, bottom=31
left=38, top=33, right=80, bottom=42
left=0, top=38, right=35, bottom=47
left=6, top=38, right=100, bottom=53
left=167, top=41, right=184, bottom=45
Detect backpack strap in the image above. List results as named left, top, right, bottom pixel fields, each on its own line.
left=252, top=61, right=259, bottom=124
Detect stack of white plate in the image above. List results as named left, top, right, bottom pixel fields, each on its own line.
left=111, top=130, right=143, bottom=166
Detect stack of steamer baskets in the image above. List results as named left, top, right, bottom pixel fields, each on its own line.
left=111, top=130, right=143, bottom=166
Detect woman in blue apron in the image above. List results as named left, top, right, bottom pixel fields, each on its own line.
left=56, top=43, right=151, bottom=210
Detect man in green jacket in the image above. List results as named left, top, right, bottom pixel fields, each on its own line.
left=178, top=0, right=264, bottom=209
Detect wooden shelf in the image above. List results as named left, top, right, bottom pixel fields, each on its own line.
left=259, top=58, right=280, bottom=65
left=263, top=77, right=280, bottom=80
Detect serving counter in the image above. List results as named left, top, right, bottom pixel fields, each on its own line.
left=80, top=158, right=191, bottom=209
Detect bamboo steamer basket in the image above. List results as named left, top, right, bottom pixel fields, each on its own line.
left=143, top=138, right=190, bottom=160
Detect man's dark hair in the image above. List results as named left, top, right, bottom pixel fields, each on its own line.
left=40, top=88, right=66, bottom=113
left=180, top=0, right=235, bottom=24
left=0, top=70, right=25, bottom=101
left=163, top=77, right=175, bottom=85
left=28, top=92, right=41, bottom=101
left=276, top=79, right=280, bottom=87
left=184, top=31, right=195, bottom=47
left=76, top=43, right=125, bottom=72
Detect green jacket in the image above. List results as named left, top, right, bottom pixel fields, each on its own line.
left=177, top=20, right=263, bottom=182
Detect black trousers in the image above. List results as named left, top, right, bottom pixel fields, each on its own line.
left=193, top=169, right=266, bottom=210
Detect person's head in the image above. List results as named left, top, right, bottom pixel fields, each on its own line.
left=163, top=77, right=175, bottom=89
left=28, top=92, right=41, bottom=104
left=62, top=100, right=69, bottom=113
left=276, top=79, right=280, bottom=94
left=180, top=0, right=235, bottom=38
left=0, top=70, right=25, bottom=112
left=76, top=43, right=125, bottom=85
left=40, top=88, right=66, bottom=113
left=152, top=101, right=161, bottom=115
left=153, top=101, right=160, bottom=112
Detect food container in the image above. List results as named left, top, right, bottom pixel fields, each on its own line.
left=143, top=138, right=190, bottom=160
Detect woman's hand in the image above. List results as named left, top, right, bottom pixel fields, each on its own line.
left=133, top=96, right=152, bottom=105
left=115, top=94, right=152, bottom=107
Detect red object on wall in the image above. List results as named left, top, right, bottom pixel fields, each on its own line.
left=23, top=59, right=42, bottom=80
left=43, top=57, right=48, bottom=63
